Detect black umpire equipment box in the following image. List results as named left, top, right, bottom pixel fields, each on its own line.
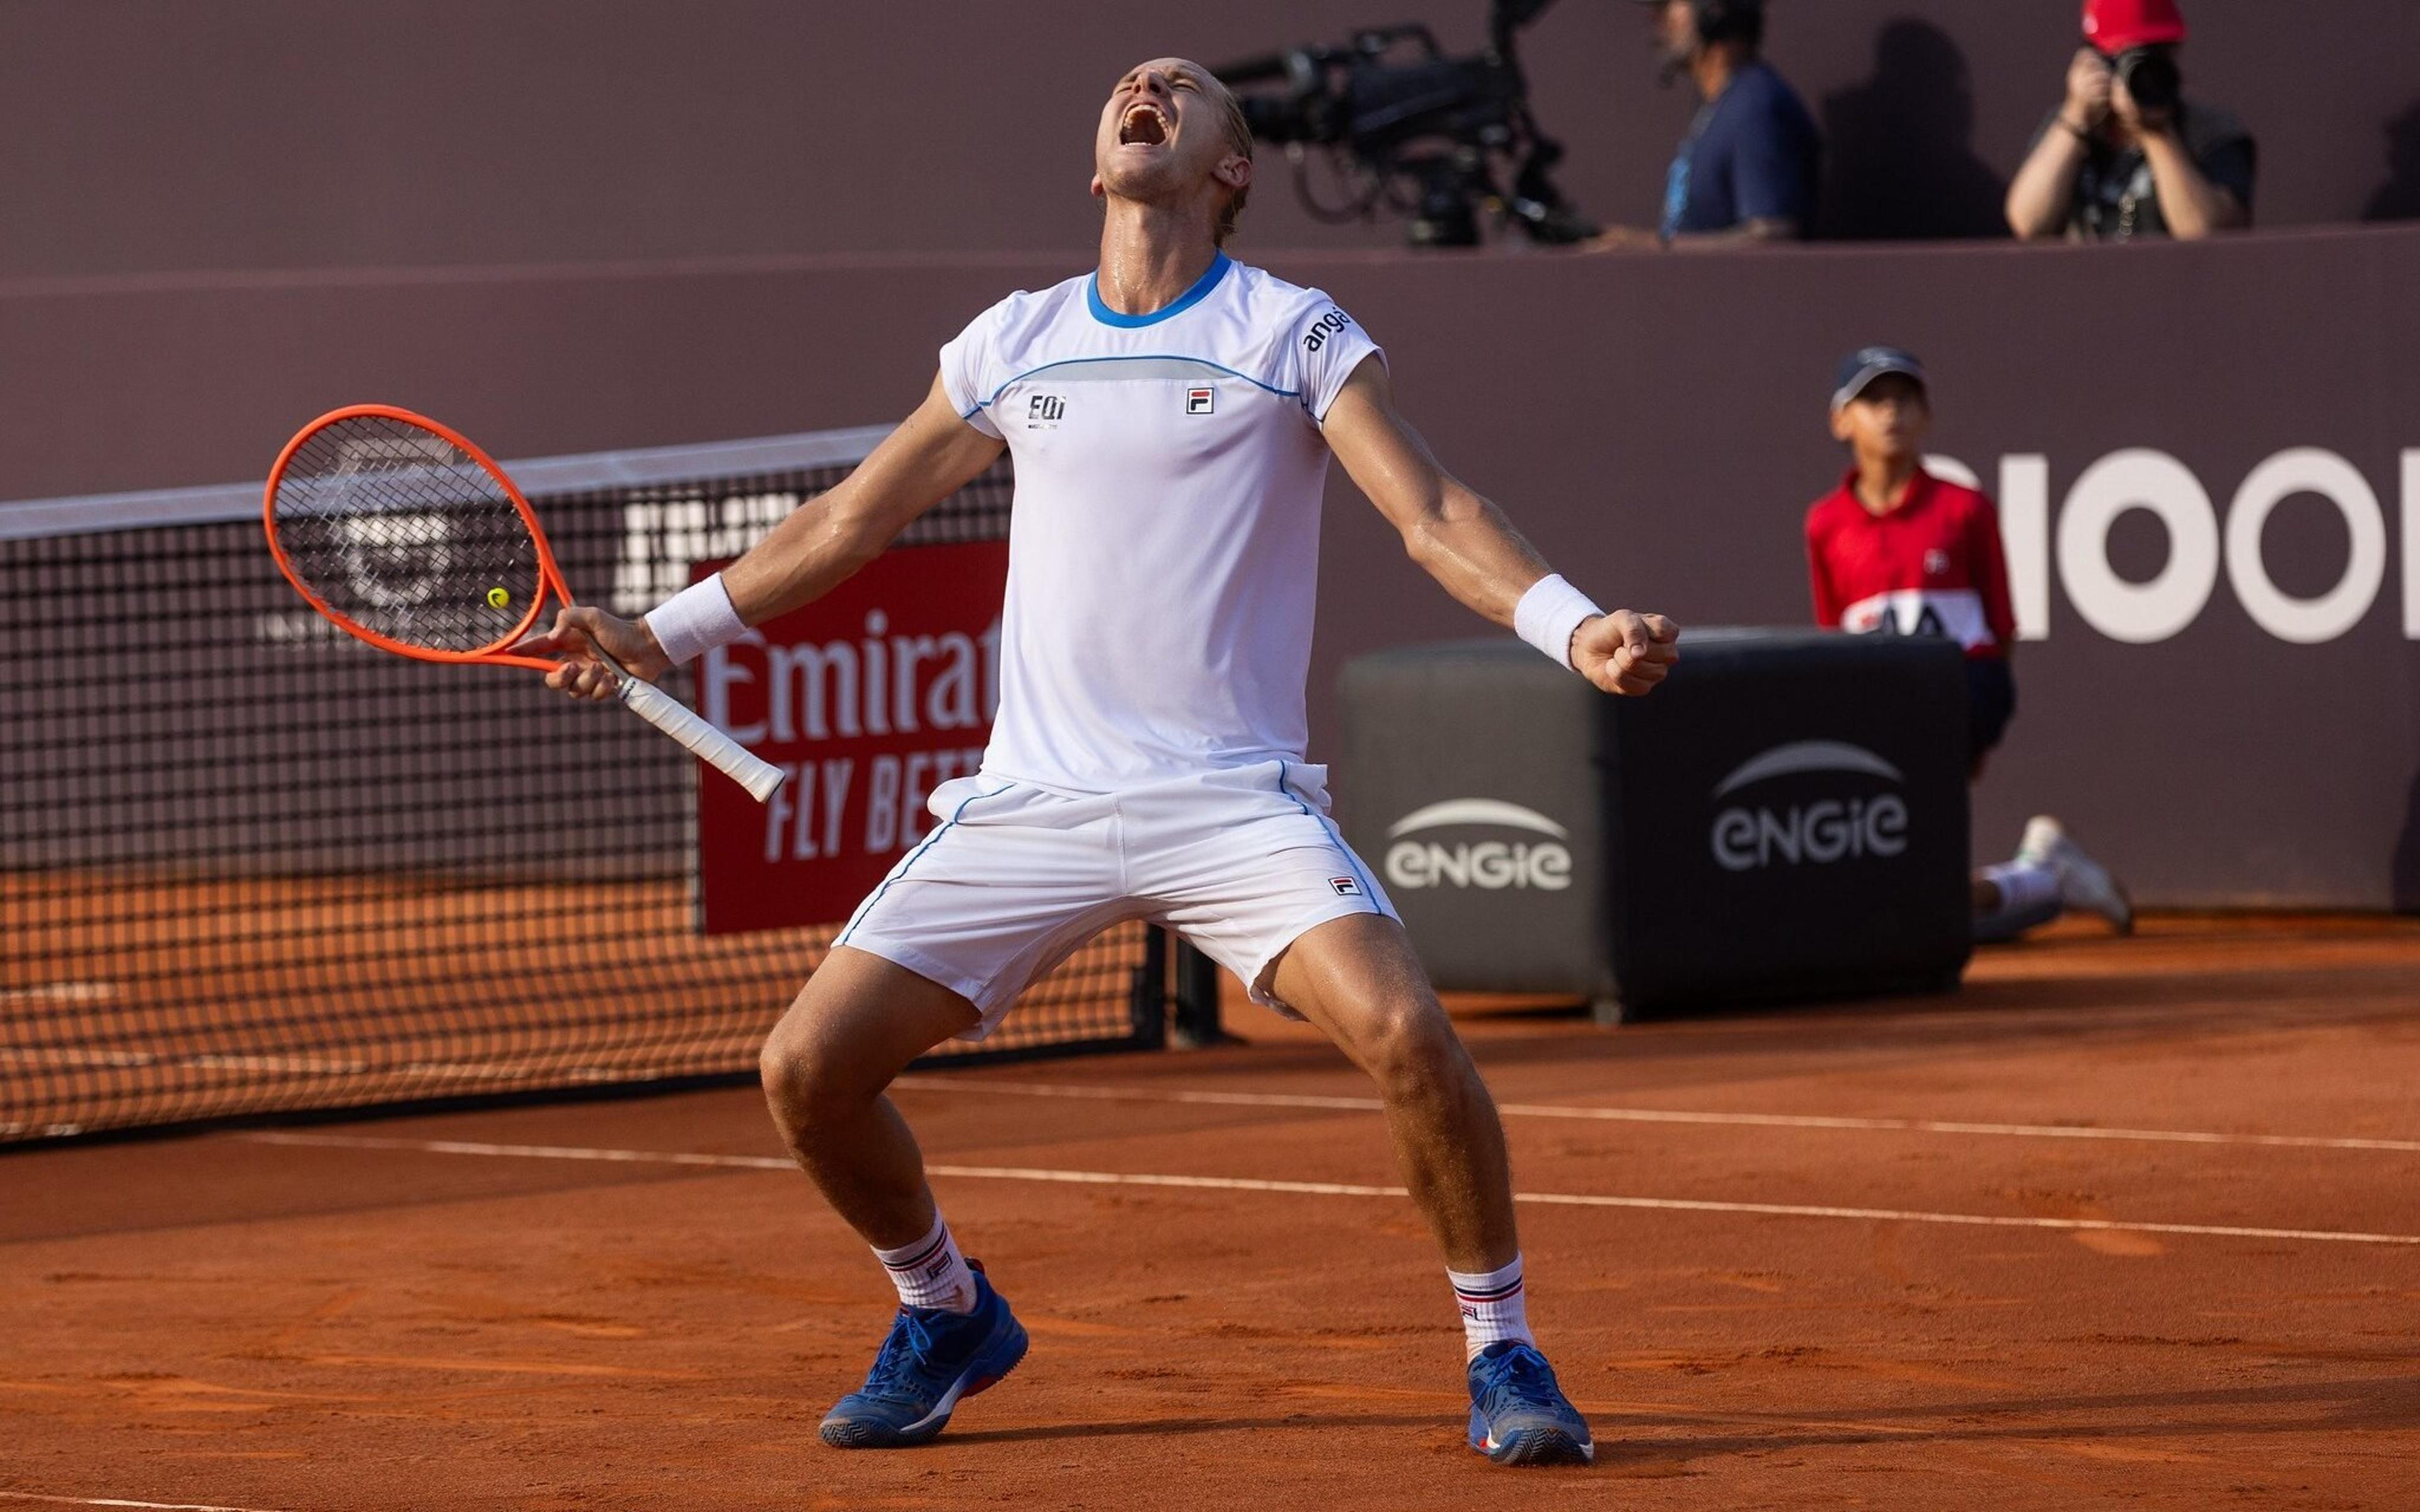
left=1337, top=631, right=1972, bottom=1019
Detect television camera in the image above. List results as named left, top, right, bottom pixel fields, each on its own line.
left=1214, top=0, right=1596, bottom=249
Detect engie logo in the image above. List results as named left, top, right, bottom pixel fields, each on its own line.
left=1710, top=741, right=1908, bottom=873
left=1383, top=799, right=1572, bottom=891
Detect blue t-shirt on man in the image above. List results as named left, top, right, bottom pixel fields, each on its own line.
left=1660, top=59, right=1821, bottom=239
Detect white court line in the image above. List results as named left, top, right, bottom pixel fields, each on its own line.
left=887, top=1075, right=2420, bottom=1155
left=0, top=1492, right=293, bottom=1512
left=0, top=1048, right=159, bottom=1070
left=17, top=1049, right=2412, bottom=1155
left=241, top=1132, right=2420, bottom=1247
left=0, top=982, right=115, bottom=1005
left=0, top=1046, right=749, bottom=1085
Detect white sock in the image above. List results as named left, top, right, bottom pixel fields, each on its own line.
left=1983, top=860, right=2061, bottom=914
left=1974, top=859, right=2066, bottom=943
left=873, top=1213, right=976, bottom=1313
left=1448, top=1255, right=1534, bottom=1362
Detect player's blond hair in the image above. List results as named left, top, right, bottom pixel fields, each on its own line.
left=1202, top=73, right=1255, bottom=245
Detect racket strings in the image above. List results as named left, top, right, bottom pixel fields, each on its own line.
left=272, top=415, right=542, bottom=653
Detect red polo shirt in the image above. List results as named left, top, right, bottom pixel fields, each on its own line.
left=1805, top=467, right=2017, bottom=660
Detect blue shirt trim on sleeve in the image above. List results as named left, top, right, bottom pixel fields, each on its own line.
left=1085, top=251, right=1233, bottom=328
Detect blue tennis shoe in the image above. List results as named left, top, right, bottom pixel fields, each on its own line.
left=1466, top=1340, right=1594, bottom=1465
left=819, top=1264, right=1028, bottom=1448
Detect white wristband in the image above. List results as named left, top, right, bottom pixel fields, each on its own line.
left=643, top=573, right=749, bottom=667
left=1513, top=574, right=1604, bottom=672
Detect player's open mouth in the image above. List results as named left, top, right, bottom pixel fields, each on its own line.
left=1118, top=103, right=1171, bottom=147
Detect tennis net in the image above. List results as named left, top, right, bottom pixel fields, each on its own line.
left=2, top=426, right=1177, bottom=1143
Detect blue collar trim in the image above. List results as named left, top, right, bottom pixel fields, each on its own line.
left=1086, top=252, right=1232, bottom=328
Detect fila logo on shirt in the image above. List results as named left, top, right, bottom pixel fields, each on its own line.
left=1027, top=394, right=1066, bottom=427
left=1185, top=386, right=1216, bottom=415
left=1328, top=876, right=1361, bottom=896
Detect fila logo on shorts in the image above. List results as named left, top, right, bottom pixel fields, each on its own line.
left=1329, top=876, right=1362, bottom=896
left=1185, top=386, right=1216, bottom=415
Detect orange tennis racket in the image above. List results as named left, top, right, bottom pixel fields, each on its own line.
left=263, top=404, right=785, bottom=803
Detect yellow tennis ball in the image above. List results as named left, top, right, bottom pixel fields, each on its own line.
left=486, top=586, right=510, bottom=609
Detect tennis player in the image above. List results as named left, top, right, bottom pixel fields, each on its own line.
left=528, top=58, right=1677, bottom=1468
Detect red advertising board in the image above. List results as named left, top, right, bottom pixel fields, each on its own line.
left=691, top=541, right=1009, bottom=934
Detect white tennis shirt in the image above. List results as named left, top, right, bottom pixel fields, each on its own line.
left=939, top=253, right=1383, bottom=793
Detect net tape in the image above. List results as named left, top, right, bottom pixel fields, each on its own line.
left=1, top=428, right=1163, bottom=1142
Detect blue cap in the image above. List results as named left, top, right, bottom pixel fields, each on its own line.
left=1831, top=346, right=1928, bottom=410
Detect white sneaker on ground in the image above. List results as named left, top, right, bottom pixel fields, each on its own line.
left=2017, top=816, right=2134, bottom=934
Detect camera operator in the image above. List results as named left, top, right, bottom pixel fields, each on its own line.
left=1590, top=0, right=1819, bottom=249
left=2005, top=0, right=2254, bottom=242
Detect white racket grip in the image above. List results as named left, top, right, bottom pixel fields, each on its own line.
left=617, top=675, right=786, bottom=803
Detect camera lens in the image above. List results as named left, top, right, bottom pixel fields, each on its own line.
left=2116, top=47, right=2181, bottom=115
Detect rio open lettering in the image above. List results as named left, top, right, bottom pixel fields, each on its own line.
left=1926, top=447, right=2420, bottom=646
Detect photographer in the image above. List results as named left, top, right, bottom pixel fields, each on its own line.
left=1592, top=0, right=1819, bottom=248
left=2005, top=0, right=2254, bottom=242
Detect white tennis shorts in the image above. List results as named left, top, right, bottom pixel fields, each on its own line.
left=833, top=760, right=1397, bottom=1039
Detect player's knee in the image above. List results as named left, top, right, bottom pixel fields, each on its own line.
left=756, top=1032, right=810, bottom=1123
left=1354, top=999, right=1465, bottom=1102
left=758, top=1025, right=858, bottom=1133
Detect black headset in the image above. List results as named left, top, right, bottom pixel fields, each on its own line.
left=1691, top=0, right=1765, bottom=45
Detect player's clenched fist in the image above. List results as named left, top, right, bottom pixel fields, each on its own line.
left=1572, top=610, right=1680, bottom=697
left=514, top=605, right=671, bottom=701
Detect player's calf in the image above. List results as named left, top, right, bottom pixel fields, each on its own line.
left=1273, top=916, right=1593, bottom=1463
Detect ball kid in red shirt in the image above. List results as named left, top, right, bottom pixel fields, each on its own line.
left=1806, top=347, right=2130, bottom=940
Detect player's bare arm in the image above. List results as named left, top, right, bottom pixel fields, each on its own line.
left=1318, top=354, right=1680, bottom=697
left=524, top=373, right=1002, bottom=699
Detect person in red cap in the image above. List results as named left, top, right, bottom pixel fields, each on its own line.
left=1806, top=346, right=2133, bottom=940
left=2005, top=0, right=2255, bottom=241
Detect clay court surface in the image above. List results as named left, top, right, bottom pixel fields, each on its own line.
left=5, top=914, right=2418, bottom=1510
